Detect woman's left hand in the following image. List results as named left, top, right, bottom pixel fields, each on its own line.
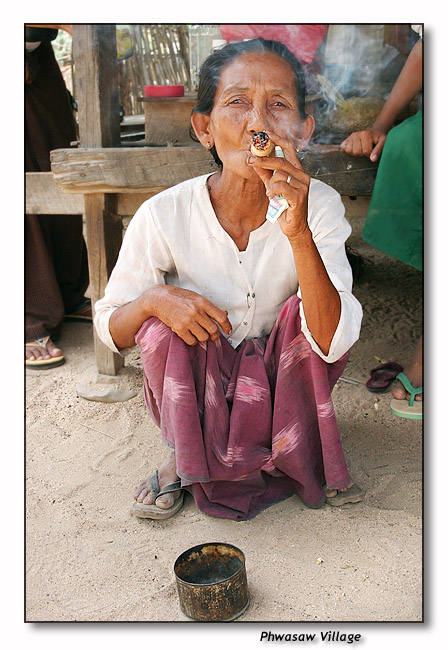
left=247, top=132, right=311, bottom=241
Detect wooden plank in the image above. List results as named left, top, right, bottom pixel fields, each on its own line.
left=26, top=172, right=84, bottom=214
left=26, top=173, right=156, bottom=216
left=50, top=146, right=216, bottom=193
left=296, top=147, right=378, bottom=195
left=84, top=193, right=124, bottom=376
left=50, top=145, right=377, bottom=196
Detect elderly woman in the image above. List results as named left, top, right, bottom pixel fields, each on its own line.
left=94, top=38, right=363, bottom=521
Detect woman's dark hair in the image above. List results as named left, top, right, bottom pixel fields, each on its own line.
left=189, top=37, right=307, bottom=167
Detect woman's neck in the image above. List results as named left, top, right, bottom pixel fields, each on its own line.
left=208, top=169, right=268, bottom=226
left=207, top=170, right=269, bottom=251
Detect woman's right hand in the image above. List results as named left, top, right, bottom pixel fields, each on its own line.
left=340, top=128, right=387, bottom=162
left=147, top=285, right=232, bottom=346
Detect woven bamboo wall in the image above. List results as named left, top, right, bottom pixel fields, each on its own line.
left=118, top=25, right=192, bottom=116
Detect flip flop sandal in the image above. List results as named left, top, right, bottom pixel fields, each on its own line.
left=25, top=337, right=65, bottom=369
left=131, top=470, right=185, bottom=520
left=64, top=299, right=93, bottom=323
left=390, top=372, right=423, bottom=420
left=325, top=484, right=363, bottom=506
left=365, top=361, right=403, bottom=393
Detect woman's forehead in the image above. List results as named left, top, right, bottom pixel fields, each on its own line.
left=217, top=51, right=296, bottom=90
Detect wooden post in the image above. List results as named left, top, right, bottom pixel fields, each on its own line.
left=72, top=24, right=124, bottom=374
left=72, top=25, right=121, bottom=147
left=84, top=193, right=124, bottom=375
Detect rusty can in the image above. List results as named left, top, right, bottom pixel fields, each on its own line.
left=174, top=542, right=249, bottom=621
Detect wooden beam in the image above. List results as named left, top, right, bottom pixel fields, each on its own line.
left=71, top=25, right=123, bottom=375
left=297, top=148, right=379, bottom=197
left=50, top=145, right=214, bottom=193
left=51, top=145, right=378, bottom=196
left=84, top=193, right=124, bottom=376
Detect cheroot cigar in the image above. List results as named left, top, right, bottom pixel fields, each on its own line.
left=251, top=131, right=274, bottom=157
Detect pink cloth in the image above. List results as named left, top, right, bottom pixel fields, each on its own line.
left=135, top=295, right=351, bottom=520
left=219, top=25, right=328, bottom=64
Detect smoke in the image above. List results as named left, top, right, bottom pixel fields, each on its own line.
left=322, top=25, right=400, bottom=97
left=310, top=24, right=415, bottom=142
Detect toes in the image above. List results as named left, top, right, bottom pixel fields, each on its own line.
left=142, top=493, right=156, bottom=505
left=25, top=339, right=61, bottom=361
left=25, top=345, right=50, bottom=360
left=134, top=487, right=180, bottom=508
left=135, top=487, right=152, bottom=503
left=154, top=491, right=178, bottom=509
left=391, top=381, right=407, bottom=400
left=45, top=339, right=63, bottom=358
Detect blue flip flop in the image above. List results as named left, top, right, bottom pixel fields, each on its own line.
left=390, top=372, right=423, bottom=420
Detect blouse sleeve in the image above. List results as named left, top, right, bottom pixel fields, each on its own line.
left=297, top=182, right=363, bottom=363
left=93, top=200, right=174, bottom=355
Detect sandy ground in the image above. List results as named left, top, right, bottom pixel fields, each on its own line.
left=25, top=197, right=423, bottom=628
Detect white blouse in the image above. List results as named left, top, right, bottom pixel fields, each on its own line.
left=94, top=174, right=362, bottom=363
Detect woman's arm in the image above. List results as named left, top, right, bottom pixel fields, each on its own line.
left=340, top=39, right=422, bottom=161
left=95, top=200, right=231, bottom=352
left=372, top=39, right=422, bottom=133
left=286, top=230, right=341, bottom=357
left=248, top=134, right=343, bottom=357
left=109, top=284, right=232, bottom=350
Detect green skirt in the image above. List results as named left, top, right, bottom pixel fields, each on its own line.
left=362, top=110, right=422, bottom=271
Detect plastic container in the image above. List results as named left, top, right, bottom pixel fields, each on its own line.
left=144, top=85, right=185, bottom=98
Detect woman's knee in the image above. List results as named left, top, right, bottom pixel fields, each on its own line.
left=135, top=317, right=173, bottom=354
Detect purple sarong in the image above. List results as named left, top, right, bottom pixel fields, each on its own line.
left=135, top=295, right=351, bottom=520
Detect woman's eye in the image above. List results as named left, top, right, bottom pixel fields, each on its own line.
left=272, top=101, right=287, bottom=107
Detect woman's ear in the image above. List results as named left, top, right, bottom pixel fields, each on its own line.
left=297, top=115, right=315, bottom=148
left=191, top=112, right=213, bottom=148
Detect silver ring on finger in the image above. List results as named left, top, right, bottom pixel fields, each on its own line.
left=286, top=174, right=291, bottom=184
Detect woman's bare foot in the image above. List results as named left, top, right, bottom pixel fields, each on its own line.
left=25, top=337, right=63, bottom=362
left=391, top=335, right=423, bottom=401
left=134, top=451, right=181, bottom=509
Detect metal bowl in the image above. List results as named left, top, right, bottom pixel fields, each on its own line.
left=174, top=542, right=249, bottom=621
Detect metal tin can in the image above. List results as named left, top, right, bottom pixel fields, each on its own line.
left=174, top=542, right=249, bottom=621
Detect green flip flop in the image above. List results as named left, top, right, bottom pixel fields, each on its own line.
left=390, top=372, right=423, bottom=420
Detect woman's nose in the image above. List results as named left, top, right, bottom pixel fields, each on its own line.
left=247, top=105, right=270, bottom=133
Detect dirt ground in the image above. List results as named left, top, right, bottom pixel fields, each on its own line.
left=24, top=197, right=423, bottom=638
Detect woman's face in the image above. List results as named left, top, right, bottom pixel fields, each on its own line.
left=200, top=51, right=314, bottom=179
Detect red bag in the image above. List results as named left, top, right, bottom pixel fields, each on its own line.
left=219, top=24, right=328, bottom=64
